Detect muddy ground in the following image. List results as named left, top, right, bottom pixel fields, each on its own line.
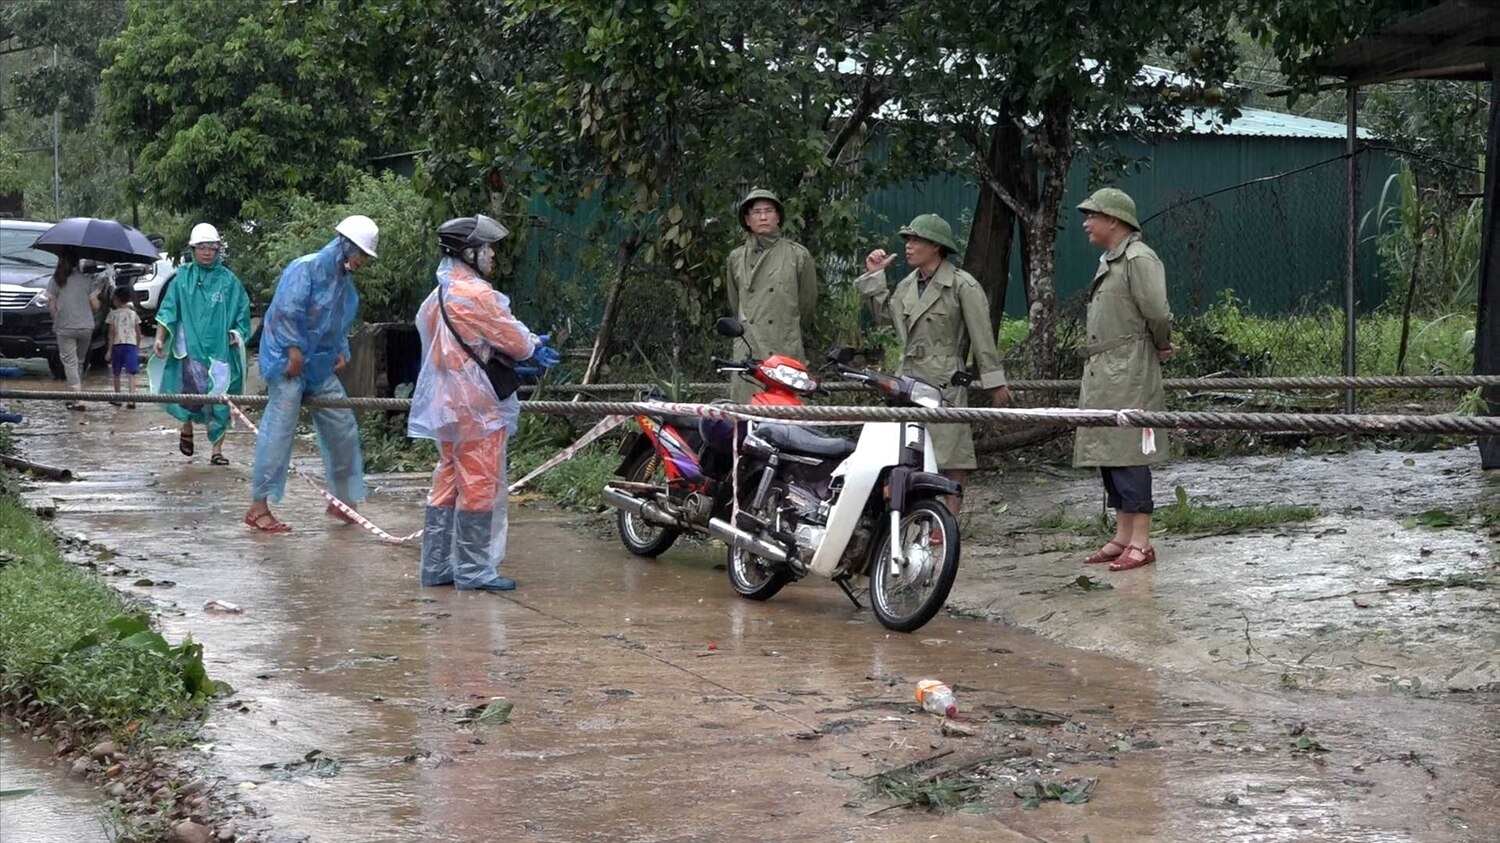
left=0, top=364, right=1496, bottom=842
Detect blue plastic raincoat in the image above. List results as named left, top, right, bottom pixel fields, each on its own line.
left=149, top=255, right=251, bottom=444
left=249, top=237, right=366, bottom=508
left=409, top=258, right=538, bottom=590
left=259, top=237, right=360, bottom=384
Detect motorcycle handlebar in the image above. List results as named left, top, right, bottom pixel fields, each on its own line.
left=712, top=356, right=752, bottom=370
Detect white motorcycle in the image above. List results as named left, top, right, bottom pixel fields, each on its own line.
left=708, top=346, right=972, bottom=633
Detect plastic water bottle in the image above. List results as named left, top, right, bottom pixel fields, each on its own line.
left=915, top=679, right=957, bottom=718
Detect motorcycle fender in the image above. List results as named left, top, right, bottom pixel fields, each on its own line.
left=886, top=467, right=960, bottom=512
left=614, top=431, right=657, bottom=476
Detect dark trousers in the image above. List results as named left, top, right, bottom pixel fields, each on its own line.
left=1100, top=466, right=1154, bottom=514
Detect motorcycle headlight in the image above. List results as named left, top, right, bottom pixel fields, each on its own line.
left=765, top=363, right=819, bottom=393
left=908, top=381, right=943, bottom=408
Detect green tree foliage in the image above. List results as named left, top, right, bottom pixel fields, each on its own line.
left=0, top=0, right=126, bottom=129
left=239, top=172, right=440, bottom=324
left=100, top=0, right=380, bottom=221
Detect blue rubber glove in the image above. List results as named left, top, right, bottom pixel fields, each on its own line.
left=514, top=361, right=544, bottom=379
left=535, top=333, right=552, bottom=347
left=530, top=346, right=562, bottom=368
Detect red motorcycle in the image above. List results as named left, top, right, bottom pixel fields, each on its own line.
left=602, top=318, right=817, bottom=556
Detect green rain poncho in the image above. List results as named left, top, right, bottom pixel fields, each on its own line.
left=149, top=256, right=252, bottom=444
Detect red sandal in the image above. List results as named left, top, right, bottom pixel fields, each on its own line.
left=244, top=511, right=291, bottom=533
left=1108, top=545, right=1156, bottom=572
left=1083, top=540, right=1127, bottom=565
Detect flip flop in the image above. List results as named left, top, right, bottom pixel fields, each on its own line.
left=1108, top=545, right=1157, bottom=572
left=244, top=511, right=291, bottom=533
left=179, top=429, right=194, bottom=457
left=210, top=454, right=229, bottom=466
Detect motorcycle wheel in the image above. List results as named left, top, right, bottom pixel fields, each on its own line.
left=616, top=450, right=681, bottom=557
left=868, top=498, right=961, bottom=633
left=726, top=542, right=791, bottom=601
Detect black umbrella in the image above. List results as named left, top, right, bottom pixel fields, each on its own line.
left=30, top=217, right=161, bottom=264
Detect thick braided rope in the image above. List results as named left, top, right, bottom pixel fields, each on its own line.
left=7, top=389, right=1500, bottom=435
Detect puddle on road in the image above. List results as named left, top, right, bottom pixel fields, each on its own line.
left=0, top=731, right=110, bottom=843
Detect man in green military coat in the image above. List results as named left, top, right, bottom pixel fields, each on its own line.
left=857, top=214, right=1009, bottom=512
left=1073, top=188, right=1174, bottom=573
left=724, top=188, right=819, bottom=402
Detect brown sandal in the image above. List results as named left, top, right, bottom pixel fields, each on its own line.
left=1108, top=545, right=1157, bottom=572
left=244, top=511, right=291, bottom=533
left=1083, top=540, right=1127, bottom=565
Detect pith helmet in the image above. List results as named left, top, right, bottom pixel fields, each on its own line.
left=737, top=188, right=784, bottom=230
left=1077, top=188, right=1139, bottom=230
left=898, top=214, right=959, bottom=254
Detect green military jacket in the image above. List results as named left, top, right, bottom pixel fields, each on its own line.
left=1073, top=232, right=1173, bottom=467
left=725, top=233, right=818, bottom=401
left=857, top=260, right=1006, bottom=470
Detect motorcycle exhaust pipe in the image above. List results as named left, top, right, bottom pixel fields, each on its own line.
left=707, top=517, right=790, bottom=565
left=601, top=485, right=682, bottom=528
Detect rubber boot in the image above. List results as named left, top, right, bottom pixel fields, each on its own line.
left=419, top=505, right=456, bottom=587
left=454, top=509, right=515, bottom=591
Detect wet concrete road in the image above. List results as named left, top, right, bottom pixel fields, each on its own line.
left=3, top=376, right=1498, bottom=842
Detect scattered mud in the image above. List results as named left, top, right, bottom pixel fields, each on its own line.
left=1, top=366, right=1496, bottom=842
left=958, top=447, right=1499, bottom=696
left=0, top=731, right=111, bottom=842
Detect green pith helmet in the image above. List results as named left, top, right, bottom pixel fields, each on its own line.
left=737, top=188, right=784, bottom=230
left=898, top=213, right=959, bottom=254
left=1077, top=188, right=1139, bottom=230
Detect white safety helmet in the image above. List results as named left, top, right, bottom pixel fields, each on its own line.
left=188, top=223, right=221, bottom=246
left=335, top=214, right=379, bottom=258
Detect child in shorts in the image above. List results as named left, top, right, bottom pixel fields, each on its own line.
left=106, top=288, right=142, bottom=408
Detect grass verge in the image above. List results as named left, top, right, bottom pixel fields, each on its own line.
left=0, top=491, right=214, bottom=744
left=1033, top=486, right=1319, bottom=538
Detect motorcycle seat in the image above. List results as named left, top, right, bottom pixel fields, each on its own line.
left=757, top=423, right=856, bottom=459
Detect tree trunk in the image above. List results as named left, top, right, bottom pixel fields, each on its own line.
left=1395, top=178, right=1424, bottom=375
left=581, top=232, right=641, bottom=386
left=1022, top=97, right=1075, bottom=379
left=963, top=117, right=1024, bottom=329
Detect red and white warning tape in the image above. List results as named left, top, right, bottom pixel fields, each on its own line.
left=226, top=401, right=630, bottom=545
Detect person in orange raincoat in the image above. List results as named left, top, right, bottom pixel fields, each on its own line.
left=407, top=215, right=559, bottom=591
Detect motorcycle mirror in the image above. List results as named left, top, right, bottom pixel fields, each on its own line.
left=714, top=317, right=745, bottom=338
left=950, top=370, right=976, bottom=387
left=826, top=346, right=856, bottom=365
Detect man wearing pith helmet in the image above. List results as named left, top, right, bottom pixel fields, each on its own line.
left=724, top=188, right=819, bottom=402
left=858, top=213, right=1009, bottom=512
left=1074, top=187, right=1174, bottom=573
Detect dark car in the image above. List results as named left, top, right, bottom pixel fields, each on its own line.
left=0, top=219, right=113, bottom=379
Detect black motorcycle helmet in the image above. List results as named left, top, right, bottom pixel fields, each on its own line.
left=437, top=214, right=509, bottom=269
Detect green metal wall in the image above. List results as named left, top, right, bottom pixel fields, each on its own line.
left=861, top=136, right=1400, bottom=319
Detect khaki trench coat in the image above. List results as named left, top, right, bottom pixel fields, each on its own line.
left=1073, top=232, right=1172, bottom=467
left=857, top=261, right=1006, bottom=470
left=725, top=234, right=818, bottom=402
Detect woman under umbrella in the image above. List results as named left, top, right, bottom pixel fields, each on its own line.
left=150, top=223, right=251, bottom=464
left=45, top=253, right=107, bottom=409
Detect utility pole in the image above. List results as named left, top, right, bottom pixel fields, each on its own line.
left=52, top=44, right=61, bottom=218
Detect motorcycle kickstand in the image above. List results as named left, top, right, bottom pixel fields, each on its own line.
left=834, top=575, right=863, bottom=609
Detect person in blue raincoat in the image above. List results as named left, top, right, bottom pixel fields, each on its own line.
left=409, top=214, right=559, bottom=591
left=243, top=215, right=378, bottom=533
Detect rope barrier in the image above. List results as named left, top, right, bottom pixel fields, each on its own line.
left=519, top=374, right=1500, bottom=395
left=4, top=388, right=1499, bottom=436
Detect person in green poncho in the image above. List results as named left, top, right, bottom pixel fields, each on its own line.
left=151, top=223, right=252, bottom=465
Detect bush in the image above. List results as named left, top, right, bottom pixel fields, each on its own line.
left=238, top=172, right=441, bottom=324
